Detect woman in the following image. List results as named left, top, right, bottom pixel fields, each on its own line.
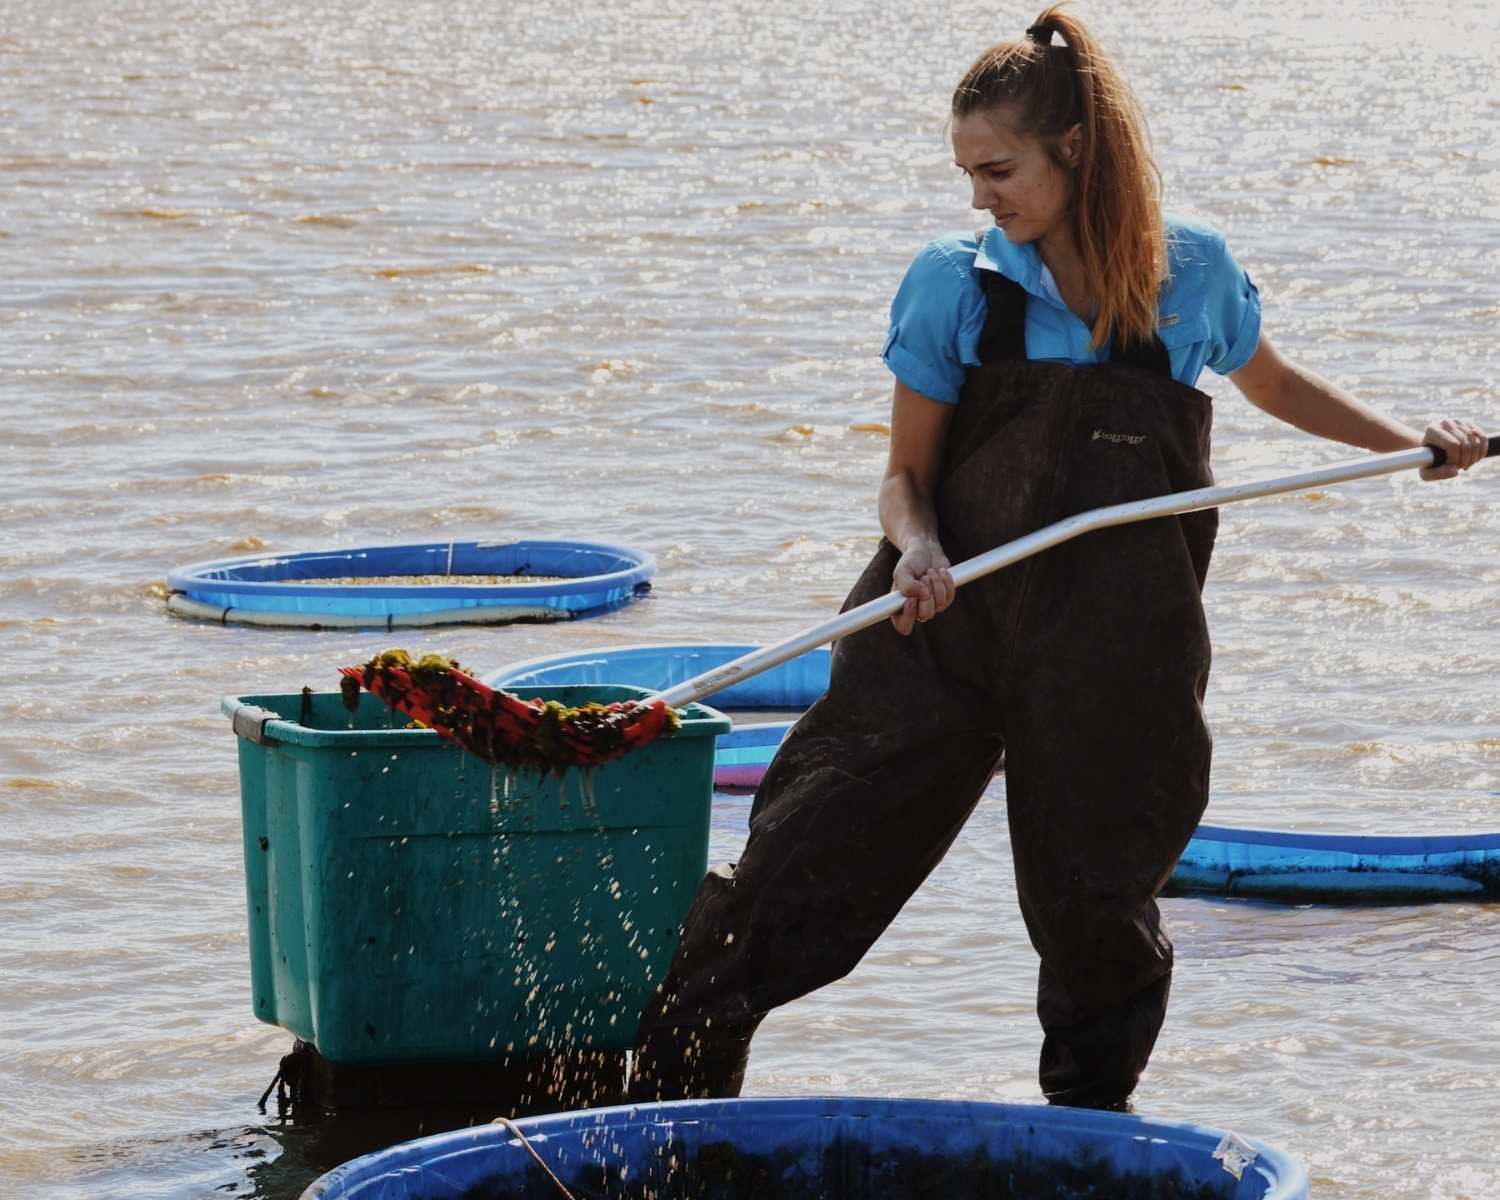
left=629, top=5, right=1487, bottom=1111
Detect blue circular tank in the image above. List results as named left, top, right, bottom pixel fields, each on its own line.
left=489, top=642, right=829, bottom=791
left=302, top=1096, right=1308, bottom=1199
left=490, top=641, right=830, bottom=710
left=166, top=538, right=654, bottom=628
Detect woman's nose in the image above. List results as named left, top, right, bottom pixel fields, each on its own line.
left=970, top=177, right=995, bottom=210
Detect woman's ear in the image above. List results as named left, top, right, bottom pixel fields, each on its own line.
left=1060, top=122, right=1083, bottom=166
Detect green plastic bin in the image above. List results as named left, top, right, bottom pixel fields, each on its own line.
left=222, top=686, right=731, bottom=1065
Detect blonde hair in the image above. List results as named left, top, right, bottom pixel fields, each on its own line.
left=952, top=4, right=1166, bottom=351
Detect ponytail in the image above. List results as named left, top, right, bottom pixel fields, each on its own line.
left=952, top=4, right=1166, bottom=351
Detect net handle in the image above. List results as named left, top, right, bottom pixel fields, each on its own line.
left=653, top=442, right=1492, bottom=711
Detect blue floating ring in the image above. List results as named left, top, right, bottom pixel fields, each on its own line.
left=166, top=538, right=654, bottom=630
left=304, top=1096, right=1309, bottom=1199
left=488, top=642, right=829, bottom=791
left=1170, top=823, right=1500, bottom=902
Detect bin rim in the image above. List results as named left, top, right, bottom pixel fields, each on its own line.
left=302, top=1095, right=1309, bottom=1200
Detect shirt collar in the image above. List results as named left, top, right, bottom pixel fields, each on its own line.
left=974, top=227, right=1048, bottom=299
left=977, top=226, right=1183, bottom=323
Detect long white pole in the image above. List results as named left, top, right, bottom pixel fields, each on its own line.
left=652, top=443, right=1484, bottom=711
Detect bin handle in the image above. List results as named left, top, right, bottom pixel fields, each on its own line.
left=231, top=705, right=282, bottom=747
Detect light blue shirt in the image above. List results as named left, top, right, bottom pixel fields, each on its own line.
left=882, top=215, right=1262, bottom=404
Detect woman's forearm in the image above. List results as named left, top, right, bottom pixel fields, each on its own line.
left=1235, top=340, right=1421, bottom=452
left=878, top=472, right=943, bottom=554
left=1233, top=335, right=1488, bottom=480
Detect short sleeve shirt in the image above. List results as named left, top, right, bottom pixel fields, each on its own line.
left=882, top=215, right=1262, bottom=404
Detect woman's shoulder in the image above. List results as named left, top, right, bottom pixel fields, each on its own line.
left=905, top=232, right=987, bottom=287
left=1163, top=212, right=1233, bottom=273
left=891, top=233, right=988, bottom=320
left=1160, top=212, right=1262, bottom=376
left=885, top=233, right=993, bottom=405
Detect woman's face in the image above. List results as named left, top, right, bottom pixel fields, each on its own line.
left=952, top=108, right=1080, bottom=247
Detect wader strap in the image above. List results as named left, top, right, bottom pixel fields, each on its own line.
left=975, top=267, right=1029, bottom=364
left=972, top=252, right=1173, bottom=378
left=1110, top=328, right=1172, bottom=377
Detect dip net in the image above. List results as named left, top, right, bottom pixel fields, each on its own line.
left=339, top=650, right=678, bottom=771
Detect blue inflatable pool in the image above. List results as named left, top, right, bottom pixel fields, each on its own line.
left=1169, top=824, right=1500, bottom=902
left=490, top=642, right=830, bottom=791
left=167, top=539, right=654, bottom=629
left=303, top=1096, right=1307, bottom=1199
left=491, top=642, right=830, bottom=709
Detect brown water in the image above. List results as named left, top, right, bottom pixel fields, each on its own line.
left=3, top=0, right=1497, bottom=1196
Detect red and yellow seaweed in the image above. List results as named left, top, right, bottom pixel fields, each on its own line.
left=339, top=649, right=678, bottom=772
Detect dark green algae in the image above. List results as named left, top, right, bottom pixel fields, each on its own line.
left=454, top=1137, right=1240, bottom=1200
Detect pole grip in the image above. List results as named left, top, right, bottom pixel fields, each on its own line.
left=1426, top=435, right=1499, bottom=468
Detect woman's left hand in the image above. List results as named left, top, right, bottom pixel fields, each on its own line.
left=1419, top=417, right=1489, bottom=481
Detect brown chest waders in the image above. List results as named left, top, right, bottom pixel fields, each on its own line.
left=629, top=271, right=1218, bottom=1110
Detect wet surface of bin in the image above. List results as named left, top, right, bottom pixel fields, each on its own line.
left=223, top=687, right=730, bottom=1065
left=302, top=1096, right=1309, bottom=1199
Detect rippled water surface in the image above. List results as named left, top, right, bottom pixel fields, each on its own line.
left=3, top=0, right=1497, bottom=1196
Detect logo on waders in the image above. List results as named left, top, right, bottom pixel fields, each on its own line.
left=1092, top=429, right=1146, bottom=446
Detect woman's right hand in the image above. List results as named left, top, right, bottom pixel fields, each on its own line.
left=890, top=537, right=955, bottom=637
left=1418, top=417, right=1488, bottom=481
